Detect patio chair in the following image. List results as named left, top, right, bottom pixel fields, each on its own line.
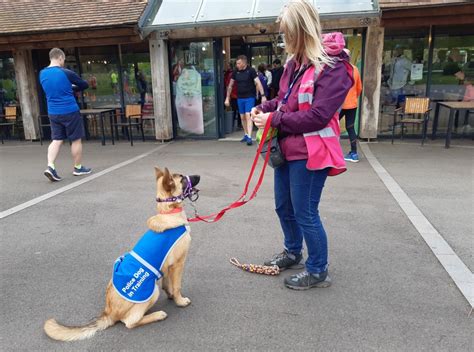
left=0, top=106, right=22, bottom=144
left=141, top=101, right=156, bottom=135
left=111, top=104, right=145, bottom=146
left=391, top=97, right=431, bottom=146
left=37, top=114, right=51, bottom=146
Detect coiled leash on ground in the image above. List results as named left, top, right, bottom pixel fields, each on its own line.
left=229, top=258, right=280, bottom=276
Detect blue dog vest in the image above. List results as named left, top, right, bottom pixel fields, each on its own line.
left=112, top=225, right=189, bottom=303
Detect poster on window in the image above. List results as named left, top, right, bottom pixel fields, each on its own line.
left=411, top=64, right=423, bottom=81
left=175, top=68, right=204, bottom=135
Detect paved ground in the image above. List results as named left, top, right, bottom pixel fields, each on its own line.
left=0, top=138, right=472, bottom=351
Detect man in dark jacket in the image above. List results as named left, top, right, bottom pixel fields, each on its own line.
left=270, top=58, right=284, bottom=98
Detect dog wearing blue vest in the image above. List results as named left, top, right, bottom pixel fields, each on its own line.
left=44, top=167, right=200, bottom=341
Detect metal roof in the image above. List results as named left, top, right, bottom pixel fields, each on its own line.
left=143, top=0, right=379, bottom=32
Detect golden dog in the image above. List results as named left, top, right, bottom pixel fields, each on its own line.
left=44, top=167, right=200, bottom=341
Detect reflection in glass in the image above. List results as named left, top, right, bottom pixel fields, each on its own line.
left=430, top=34, right=474, bottom=102
left=430, top=31, right=474, bottom=134
left=379, top=32, right=429, bottom=134
left=79, top=46, right=120, bottom=109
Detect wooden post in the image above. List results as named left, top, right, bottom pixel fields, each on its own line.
left=149, top=33, right=173, bottom=141
left=360, top=25, right=384, bottom=140
left=13, top=49, right=40, bottom=140
left=223, top=37, right=231, bottom=64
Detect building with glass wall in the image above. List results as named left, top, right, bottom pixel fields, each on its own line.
left=1, top=0, right=472, bottom=143
left=379, top=0, right=474, bottom=138
left=141, top=0, right=380, bottom=140
left=141, top=0, right=473, bottom=142
left=0, top=1, right=152, bottom=141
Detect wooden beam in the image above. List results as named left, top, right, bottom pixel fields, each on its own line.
left=162, top=16, right=379, bottom=40
left=0, top=27, right=138, bottom=45
left=149, top=34, right=173, bottom=140
left=13, top=50, right=40, bottom=140
left=1, top=36, right=142, bottom=51
left=382, top=14, right=474, bottom=28
left=381, top=3, right=474, bottom=19
left=360, top=25, right=384, bottom=140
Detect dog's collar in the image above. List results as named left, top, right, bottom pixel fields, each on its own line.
left=158, top=208, right=183, bottom=215
left=156, top=175, right=199, bottom=203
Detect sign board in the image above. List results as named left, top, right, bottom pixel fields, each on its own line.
left=411, top=64, right=423, bottom=81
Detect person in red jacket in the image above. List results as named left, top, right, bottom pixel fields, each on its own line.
left=224, top=61, right=240, bottom=128
left=251, top=0, right=353, bottom=290
left=339, top=49, right=363, bottom=162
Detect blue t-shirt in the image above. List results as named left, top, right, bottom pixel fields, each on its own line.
left=112, top=226, right=189, bottom=303
left=39, top=67, right=88, bottom=115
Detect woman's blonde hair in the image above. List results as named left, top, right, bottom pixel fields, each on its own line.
left=278, top=0, right=333, bottom=69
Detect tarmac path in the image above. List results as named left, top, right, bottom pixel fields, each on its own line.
left=0, top=140, right=472, bottom=351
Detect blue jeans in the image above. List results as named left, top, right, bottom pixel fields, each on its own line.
left=274, top=160, right=329, bottom=273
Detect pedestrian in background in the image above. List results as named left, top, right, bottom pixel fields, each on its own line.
left=265, top=63, right=273, bottom=89
left=257, top=63, right=270, bottom=102
left=225, top=55, right=267, bottom=146
left=251, top=0, right=353, bottom=290
left=339, top=49, right=363, bottom=163
left=40, top=48, right=91, bottom=182
left=224, top=61, right=240, bottom=129
left=270, top=58, right=284, bottom=98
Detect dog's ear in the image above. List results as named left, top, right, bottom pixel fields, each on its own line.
left=162, top=167, right=175, bottom=193
left=155, top=167, right=164, bottom=180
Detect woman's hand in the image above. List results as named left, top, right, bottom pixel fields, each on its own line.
left=250, top=107, right=262, bottom=118
left=252, top=112, right=271, bottom=129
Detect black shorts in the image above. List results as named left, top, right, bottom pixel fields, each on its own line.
left=49, top=111, right=85, bottom=141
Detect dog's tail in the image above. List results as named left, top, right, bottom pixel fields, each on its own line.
left=44, top=313, right=115, bottom=341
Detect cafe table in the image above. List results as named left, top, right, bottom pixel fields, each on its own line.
left=431, top=101, right=474, bottom=148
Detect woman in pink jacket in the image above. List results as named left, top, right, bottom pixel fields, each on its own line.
left=252, top=0, right=353, bottom=290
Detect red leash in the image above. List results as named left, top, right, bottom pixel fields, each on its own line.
left=188, top=114, right=273, bottom=223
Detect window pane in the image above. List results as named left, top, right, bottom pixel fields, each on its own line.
left=79, top=46, right=121, bottom=109
left=0, top=54, right=17, bottom=111
left=430, top=27, right=474, bottom=134
left=121, top=52, right=152, bottom=106
left=170, top=41, right=217, bottom=137
left=379, top=30, right=429, bottom=135
left=121, top=45, right=155, bottom=137
left=430, top=33, right=474, bottom=102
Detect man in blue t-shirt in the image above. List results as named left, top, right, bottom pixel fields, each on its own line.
left=39, top=48, right=91, bottom=182
left=225, top=55, right=266, bottom=146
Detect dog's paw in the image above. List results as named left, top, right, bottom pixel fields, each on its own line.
left=175, top=296, right=191, bottom=307
left=154, top=310, right=168, bottom=321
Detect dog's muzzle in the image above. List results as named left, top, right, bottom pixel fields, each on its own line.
left=156, top=175, right=200, bottom=203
